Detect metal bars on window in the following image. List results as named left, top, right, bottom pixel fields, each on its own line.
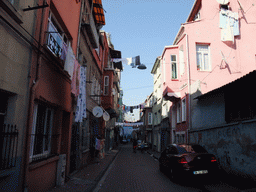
left=0, top=124, right=18, bottom=170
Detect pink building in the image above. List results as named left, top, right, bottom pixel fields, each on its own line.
left=162, top=0, right=256, bottom=143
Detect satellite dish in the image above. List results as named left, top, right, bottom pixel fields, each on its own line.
left=217, top=0, right=229, bottom=5
left=103, top=111, right=110, bottom=121
left=92, top=106, right=103, bottom=118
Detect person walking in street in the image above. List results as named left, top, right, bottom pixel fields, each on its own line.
left=95, top=136, right=101, bottom=162
left=133, top=138, right=137, bottom=153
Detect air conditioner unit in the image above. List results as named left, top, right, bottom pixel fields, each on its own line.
left=56, top=154, right=66, bottom=186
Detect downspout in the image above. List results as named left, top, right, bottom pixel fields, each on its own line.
left=185, top=32, right=191, bottom=144
left=23, top=0, right=47, bottom=190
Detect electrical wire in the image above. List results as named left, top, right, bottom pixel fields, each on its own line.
left=123, top=85, right=153, bottom=91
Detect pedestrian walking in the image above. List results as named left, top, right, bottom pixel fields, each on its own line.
left=95, top=136, right=101, bottom=162
left=132, top=138, right=137, bottom=153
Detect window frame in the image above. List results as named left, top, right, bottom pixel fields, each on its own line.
left=179, top=45, right=185, bottom=76
left=196, top=44, right=211, bottom=71
left=47, top=11, right=69, bottom=57
left=181, top=98, right=186, bottom=122
left=148, top=112, right=152, bottom=125
left=29, top=103, right=54, bottom=162
left=177, top=102, right=181, bottom=123
left=171, top=55, right=178, bottom=79
left=103, top=76, right=109, bottom=96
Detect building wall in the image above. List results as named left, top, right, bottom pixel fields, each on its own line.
left=190, top=119, right=256, bottom=180
left=25, top=0, right=81, bottom=190
left=184, top=0, right=256, bottom=97
left=0, top=0, right=37, bottom=190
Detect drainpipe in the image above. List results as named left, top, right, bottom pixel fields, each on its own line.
left=23, top=0, right=47, bottom=191
left=185, top=32, right=191, bottom=144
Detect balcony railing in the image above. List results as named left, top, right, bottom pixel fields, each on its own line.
left=47, top=32, right=62, bottom=57
left=0, top=124, right=18, bottom=170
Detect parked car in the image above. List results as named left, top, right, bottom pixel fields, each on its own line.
left=159, top=144, right=218, bottom=180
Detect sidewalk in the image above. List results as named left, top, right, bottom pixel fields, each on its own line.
left=48, top=149, right=119, bottom=192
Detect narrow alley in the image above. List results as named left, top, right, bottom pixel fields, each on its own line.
left=93, top=144, right=247, bottom=192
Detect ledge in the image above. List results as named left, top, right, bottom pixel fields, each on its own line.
left=29, top=155, right=59, bottom=170
left=0, top=0, right=22, bottom=24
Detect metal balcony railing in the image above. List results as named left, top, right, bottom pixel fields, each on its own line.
left=0, top=124, right=18, bottom=170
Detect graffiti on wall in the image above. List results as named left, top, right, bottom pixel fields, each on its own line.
left=189, top=123, right=256, bottom=178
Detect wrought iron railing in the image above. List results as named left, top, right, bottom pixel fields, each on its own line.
left=47, top=32, right=62, bottom=57
left=0, top=124, right=18, bottom=170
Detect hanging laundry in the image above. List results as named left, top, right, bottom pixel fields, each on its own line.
left=75, top=66, right=86, bottom=122
left=130, top=56, right=140, bottom=68
left=71, top=60, right=80, bottom=97
left=60, top=42, right=68, bottom=61
left=64, top=45, right=76, bottom=79
left=112, top=56, right=141, bottom=67
left=219, top=8, right=240, bottom=42
left=221, top=20, right=234, bottom=42
left=111, top=58, right=129, bottom=65
left=130, top=106, right=134, bottom=113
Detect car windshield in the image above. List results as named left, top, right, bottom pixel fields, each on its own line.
left=176, top=146, right=188, bottom=154
left=192, top=144, right=208, bottom=153
left=177, top=144, right=208, bottom=154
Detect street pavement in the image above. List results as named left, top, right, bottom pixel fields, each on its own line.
left=49, top=143, right=256, bottom=192
left=48, top=149, right=119, bottom=192
left=93, top=143, right=256, bottom=192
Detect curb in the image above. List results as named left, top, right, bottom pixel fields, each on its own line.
left=89, top=149, right=121, bottom=192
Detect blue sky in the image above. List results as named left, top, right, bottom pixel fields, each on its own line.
left=102, top=0, right=195, bottom=120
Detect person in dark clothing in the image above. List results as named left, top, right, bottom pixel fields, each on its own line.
left=133, top=139, right=137, bottom=153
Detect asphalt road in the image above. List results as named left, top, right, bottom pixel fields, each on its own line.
left=93, top=144, right=241, bottom=192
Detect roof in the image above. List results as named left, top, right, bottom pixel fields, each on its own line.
left=186, top=0, right=201, bottom=22
left=150, top=56, right=161, bottom=74
left=195, top=70, right=256, bottom=100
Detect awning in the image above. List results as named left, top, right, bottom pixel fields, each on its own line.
left=106, top=108, right=118, bottom=118
left=110, top=49, right=123, bottom=71
left=93, top=0, right=105, bottom=26
left=163, top=86, right=181, bottom=102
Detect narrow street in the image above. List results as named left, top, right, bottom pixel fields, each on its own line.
left=93, top=144, right=240, bottom=192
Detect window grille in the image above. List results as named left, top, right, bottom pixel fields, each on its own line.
left=0, top=124, right=18, bottom=170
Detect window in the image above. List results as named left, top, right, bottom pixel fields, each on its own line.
left=103, top=76, right=109, bottom=95
left=171, top=55, right=177, bottom=79
left=47, top=12, right=68, bottom=57
left=179, top=46, right=185, bottom=76
left=148, top=112, right=152, bottom=125
left=194, top=10, right=200, bottom=21
left=30, top=103, right=54, bottom=162
left=182, top=98, right=186, bottom=122
left=177, top=102, right=181, bottom=123
left=196, top=44, right=211, bottom=71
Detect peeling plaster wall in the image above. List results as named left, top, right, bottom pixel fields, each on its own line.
left=189, top=120, right=256, bottom=179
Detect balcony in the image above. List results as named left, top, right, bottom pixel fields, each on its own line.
left=81, top=12, right=99, bottom=48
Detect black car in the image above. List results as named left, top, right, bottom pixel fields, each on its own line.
left=159, top=144, right=218, bottom=180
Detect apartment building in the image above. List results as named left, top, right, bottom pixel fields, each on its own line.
left=162, top=0, right=256, bottom=179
